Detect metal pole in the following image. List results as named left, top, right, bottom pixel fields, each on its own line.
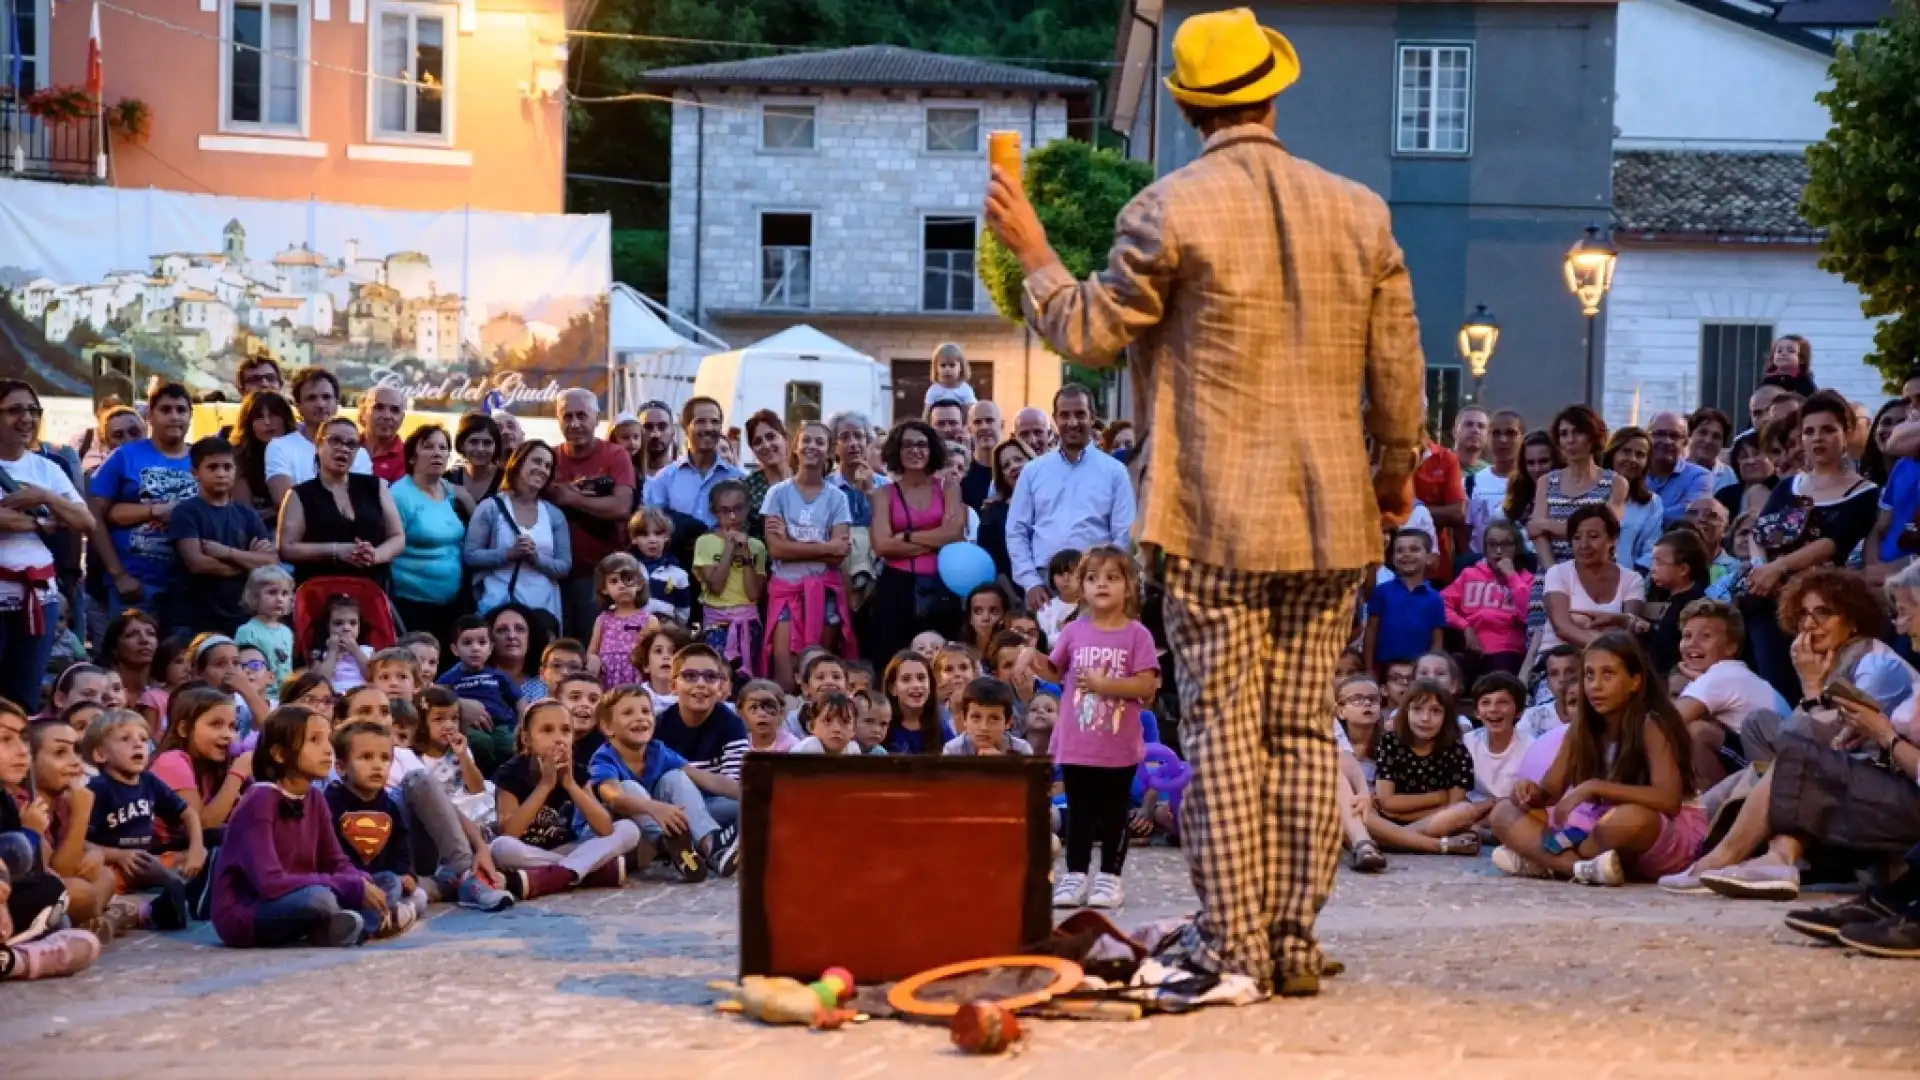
left=1583, top=312, right=1596, bottom=407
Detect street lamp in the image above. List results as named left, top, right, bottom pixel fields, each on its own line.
left=1564, top=224, right=1618, bottom=407
left=1457, top=303, right=1499, bottom=403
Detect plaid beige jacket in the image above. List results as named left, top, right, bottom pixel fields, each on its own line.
left=1021, top=124, right=1426, bottom=575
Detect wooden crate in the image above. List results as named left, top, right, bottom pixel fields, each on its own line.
left=737, top=753, right=1054, bottom=982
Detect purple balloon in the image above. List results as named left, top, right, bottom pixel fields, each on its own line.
left=1517, top=724, right=1568, bottom=784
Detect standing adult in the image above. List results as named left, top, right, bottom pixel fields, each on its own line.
left=1466, top=408, right=1524, bottom=557
left=547, top=389, right=636, bottom=642
left=169, top=437, right=277, bottom=637
left=276, top=417, right=404, bottom=589
left=869, top=420, right=967, bottom=665
left=495, top=412, right=526, bottom=459
left=740, top=410, right=793, bottom=542
left=1414, top=433, right=1467, bottom=583
left=446, top=412, right=504, bottom=508
left=214, top=354, right=284, bottom=442
left=1453, top=406, right=1490, bottom=481
left=637, top=402, right=680, bottom=484
left=1012, top=407, right=1051, bottom=458
left=1645, top=412, right=1713, bottom=527
left=1006, top=385, right=1136, bottom=613
left=227, top=390, right=297, bottom=533
left=927, top=399, right=970, bottom=462
left=1528, top=406, right=1628, bottom=571
left=644, top=396, right=744, bottom=555
left=465, top=440, right=571, bottom=629
left=987, top=6, right=1423, bottom=996
left=79, top=405, right=144, bottom=477
left=488, top=603, right=552, bottom=702
left=358, top=386, right=410, bottom=484
left=1602, top=426, right=1664, bottom=573
left=0, top=380, right=95, bottom=711
left=389, top=424, right=468, bottom=650
left=978, top=437, right=1035, bottom=583
left=89, top=382, right=198, bottom=622
left=826, top=411, right=878, bottom=528
left=1688, top=406, right=1737, bottom=493
left=963, top=401, right=1003, bottom=509
left=265, top=368, right=373, bottom=510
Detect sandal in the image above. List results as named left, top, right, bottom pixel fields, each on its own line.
left=1349, top=841, right=1388, bottom=873
left=1439, top=834, right=1481, bottom=857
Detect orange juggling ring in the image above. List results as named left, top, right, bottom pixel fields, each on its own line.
left=885, top=956, right=1085, bottom=1019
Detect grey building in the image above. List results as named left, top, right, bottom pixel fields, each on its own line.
left=1109, top=0, right=1619, bottom=431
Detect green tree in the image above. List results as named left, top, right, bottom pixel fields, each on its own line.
left=978, top=137, right=1154, bottom=332
left=1802, top=0, right=1920, bottom=388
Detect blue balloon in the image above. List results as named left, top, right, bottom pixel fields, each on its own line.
left=937, top=542, right=997, bottom=597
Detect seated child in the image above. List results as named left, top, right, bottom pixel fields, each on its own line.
left=1023, top=687, right=1060, bottom=757
left=1380, top=658, right=1417, bottom=717
left=1519, top=645, right=1581, bottom=738
left=138, top=635, right=192, bottom=736
left=1365, top=679, right=1485, bottom=857
left=368, top=647, right=421, bottom=707
left=25, top=719, right=129, bottom=936
left=1414, top=651, right=1477, bottom=733
left=693, top=481, right=767, bottom=676
left=851, top=689, right=891, bottom=756
left=988, top=631, right=1035, bottom=732
left=844, top=660, right=876, bottom=699
left=1671, top=599, right=1785, bottom=789
left=586, top=687, right=741, bottom=883
left=1, top=701, right=102, bottom=980
left=211, top=705, right=386, bottom=948
left=739, top=680, right=799, bottom=753
left=490, top=700, right=640, bottom=900
left=782, top=653, right=847, bottom=739
left=631, top=620, right=692, bottom=718
left=1034, top=548, right=1083, bottom=644
left=310, top=594, right=373, bottom=693
left=1465, top=672, right=1533, bottom=804
left=942, top=678, right=1033, bottom=756
left=397, top=632, right=441, bottom=687
left=629, top=507, right=693, bottom=625
left=1335, top=676, right=1387, bottom=873
left=932, top=642, right=982, bottom=732
left=794, top=693, right=861, bottom=755
left=324, top=720, right=428, bottom=936
left=437, top=615, right=520, bottom=772
left=555, top=672, right=606, bottom=767
left=82, top=710, right=201, bottom=928
left=416, top=686, right=495, bottom=829
left=910, top=631, right=946, bottom=661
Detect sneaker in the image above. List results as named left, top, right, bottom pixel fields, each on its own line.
left=1570, top=849, right=1625, bottom=887
left=664, top=835, right=708, bottom=883
left=456, top=874, right=514, bottom=912
left=1784, top=895, right=1902, bottom=943
left=1492, top=845, right=1554, bottom=879
left=1701, top=861, right=1801, bottom=900
left=9, top=929, right=101, bottom=980
left=704, top=824, right=742, bottom=879
left=6, top=886, right=69, bottom=945
left=578, top=858, right=627, bottom=890
left=1086, top=872, right=1125, bottom=909
left=1657, top=863, right=1714, bottom=895
left=504, top=865, right=574, bottom=901
left=1836, top=914, right=1920, bottom=959
left=388, top=898, right=418, bottom=935
left=1052, top=871, right=1089, bottom=909
left=1349, top=841, right=1388, bottom=874
left=149, top=881, right=190, bottom=932
left=311, top=910, right=364, bottom=948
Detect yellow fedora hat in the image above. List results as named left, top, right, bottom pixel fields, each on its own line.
left=1164, top=8, right=1301, bottom=109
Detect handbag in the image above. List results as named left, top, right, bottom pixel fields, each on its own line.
left=1752, top=496, right=1815, bottom=558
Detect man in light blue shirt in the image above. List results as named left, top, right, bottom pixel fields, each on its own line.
left=643, top=396, right=744, bottom=530
left=1645, top=412, right=1713, bottom=526
left=1006, top=384, right=1136, bottom=609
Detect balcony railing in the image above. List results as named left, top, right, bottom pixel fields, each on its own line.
left=0, top=94, right=107, bottom=185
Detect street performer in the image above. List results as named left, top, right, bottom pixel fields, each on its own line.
left=985, top=6, right=1425, bottom=999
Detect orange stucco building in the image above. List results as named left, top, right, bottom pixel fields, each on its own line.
left=15, top=0, right=567, bottom=212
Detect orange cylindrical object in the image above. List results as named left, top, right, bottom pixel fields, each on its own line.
left=988, top=130, right=1022, bottom=188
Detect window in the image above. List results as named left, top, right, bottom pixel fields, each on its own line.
left=1425, top=365, right=1462, bottom=437
left=760, top=212, right=812, bottom=309
left=762, top=104, right=815, bottom=151
left=4, top=0, right=45, bottom=94
left=371, top=4, right=451, bottom=143
left=923, top=216, right=977, bottom=313
left=784, top=381, right=822, bottom=435
left=925, top=106, right=981, bottom=154
left=225, top=0, right=305, bottom=131
left=1699, top=322, right=1774, bottom=421
left=1395, top=43, right=1472, bottom=155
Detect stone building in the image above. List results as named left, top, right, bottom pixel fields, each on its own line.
left=642, top=46, right=1096, bottom=422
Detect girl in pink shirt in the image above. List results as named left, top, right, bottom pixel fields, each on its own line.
left=1442, top=520, right=1533, bottom=678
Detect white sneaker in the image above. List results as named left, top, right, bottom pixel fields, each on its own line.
left=392, top=900, right=418, bottom=933
left=1571, top=849, right=1625, bottom=887
left=1492, top=845, right=1554, bottom=879
left=1052, top=871, right=1089, bottom=908
left=1086, top=872, right=1125, bottom=909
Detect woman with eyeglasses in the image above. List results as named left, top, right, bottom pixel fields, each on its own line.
left=276, top=417, right=404, bottom=590
left=0, top=379, right=96, bottom=711
left=79, top=404, right=145, bottom=478
left=868, top=419, right=968, bottom=668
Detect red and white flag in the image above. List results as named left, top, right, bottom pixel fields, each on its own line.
left=86, top=1, right=103, bottom=102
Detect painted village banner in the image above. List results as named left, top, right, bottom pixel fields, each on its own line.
left=0, top=177, right=610, bottom=415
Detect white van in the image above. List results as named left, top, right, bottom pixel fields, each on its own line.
left=693, top=325, right=892, bottom=433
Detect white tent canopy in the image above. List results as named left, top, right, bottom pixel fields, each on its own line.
left=607, top=283, right=723, bottom=417
left=734, top=324, right=870, bottom=361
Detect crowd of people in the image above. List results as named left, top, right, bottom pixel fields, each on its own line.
left=2, top=329, right=1917, bottom=985
left=0, top=344, right=1158, bottom=980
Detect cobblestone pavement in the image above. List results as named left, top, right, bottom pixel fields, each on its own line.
left=5, top=848, right=1916, bottom=1079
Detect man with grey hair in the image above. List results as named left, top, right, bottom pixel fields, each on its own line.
left=1012, top=407, right=1051, bottom=458
left=549, top=387, right=635, bottom=639
left=826, top=410, right=878, bottom=528
left=359, top=384, right=409, bottom=483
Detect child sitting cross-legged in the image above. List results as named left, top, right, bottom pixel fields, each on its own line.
left=324, top=720, right=429, bottom=937
left=1465, top=673, right=1534, bottom=827
left=588, top=686, right=742, bottom=883
left=490, top=701, right=640, bottom=900
left=555, top=672, right=606, bottom=767
left=943, top=678, right=1033, bottom=756
left=0, top=701, right=103, bottom=981
left=1365, top=678, right=1486, bottom=856
left=793, top=692, right=861, bottom=755
left=82, top=709, right=202, bottom=930
left=25, top=720, right=127, bottom=936
left=212, top=706, right=388, bottom=948
left=738, top=680, right=798, bottom=753
left=1334, top=675, right=1387, bottom=873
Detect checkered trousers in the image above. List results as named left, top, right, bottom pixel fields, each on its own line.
left=1161, top=557, right=1363, bottom=985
